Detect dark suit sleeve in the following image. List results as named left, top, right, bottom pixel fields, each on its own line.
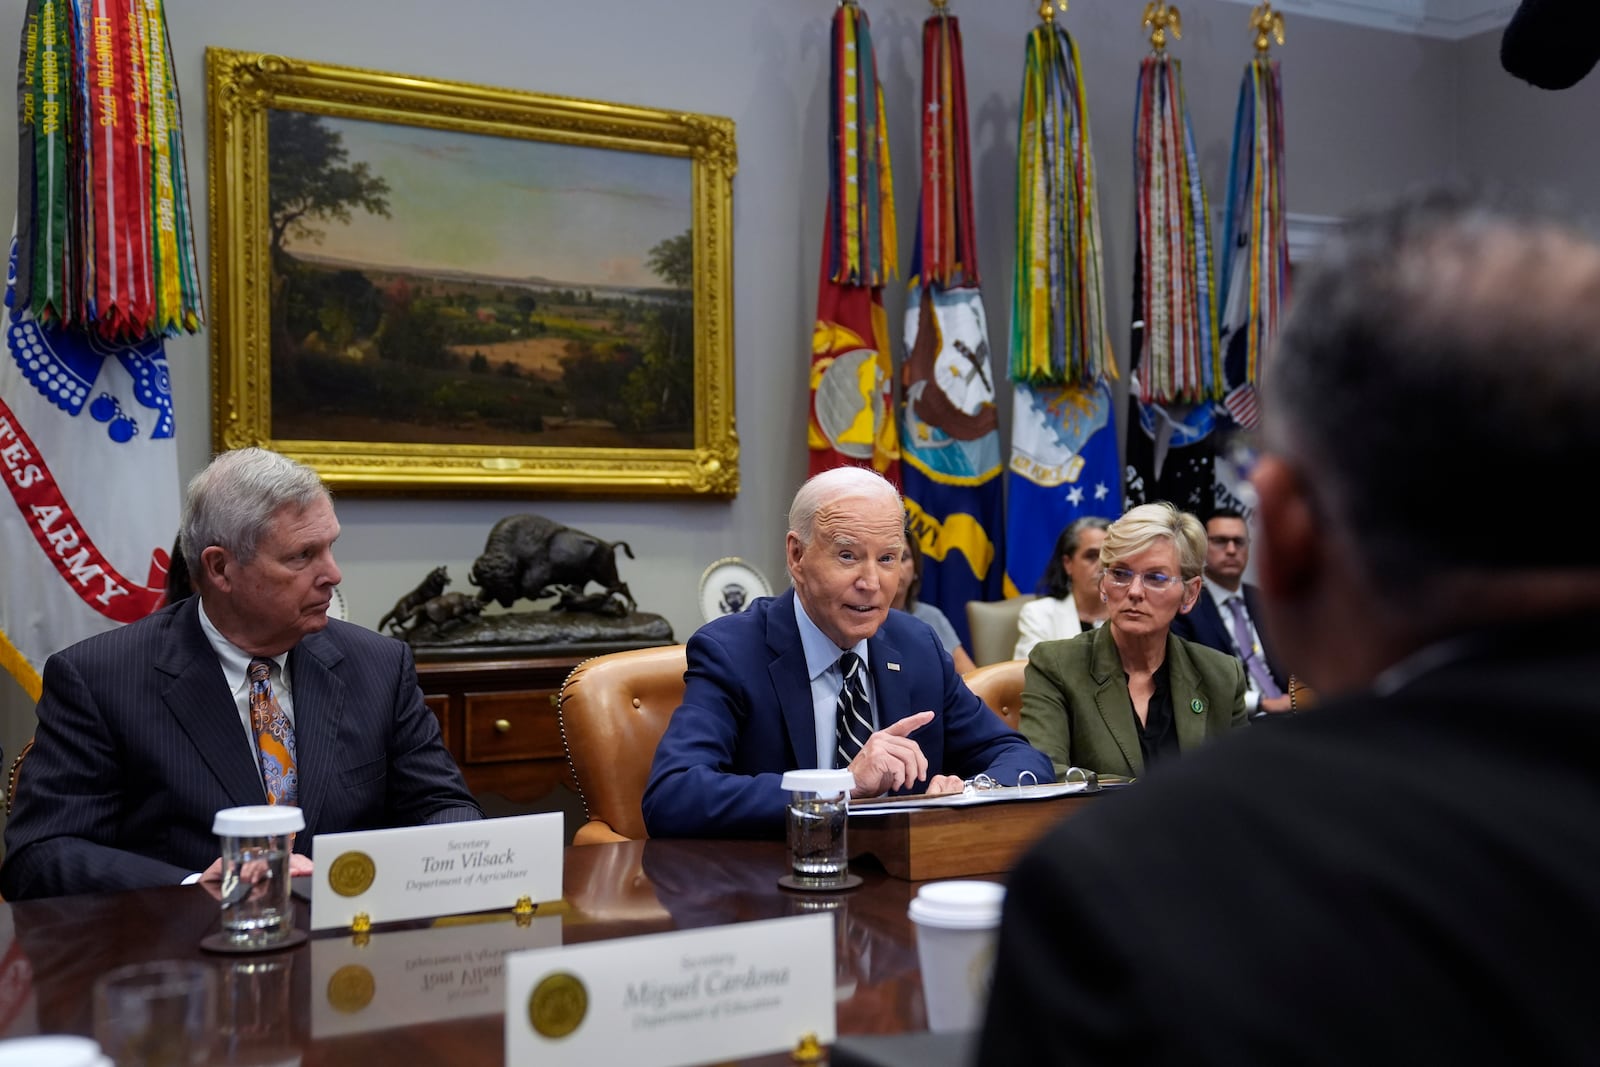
left=641, top=625, right=789, bottom=839
left=979, top=821, right=1152, bottom=1063
left=1, top=653, right=192, bottom=899
left=382, top=642, right=482, bottom=826
left=922, top=627, right=1055, bottom=786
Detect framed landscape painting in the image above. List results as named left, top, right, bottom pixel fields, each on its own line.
left=205, top=49, right=738, bottom=495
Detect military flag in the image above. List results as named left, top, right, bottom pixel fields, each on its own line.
left=1214, top=26, right=1288, bottom=514
left=1003, top=12, right=1120, bottom=599
left=900, top=7, right=1002, bottom=645
left=1124, top=10, right=1221, bottom=515
left=1, top=0, right=196, bottom=699
left=808, top=1, right=899, bottom=482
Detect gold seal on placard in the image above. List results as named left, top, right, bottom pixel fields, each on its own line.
left=327, top=964, right=376, bottom=1014
left=529, top=972, right=588, bottom=1039
left=328, top=851, right=376, bottom=897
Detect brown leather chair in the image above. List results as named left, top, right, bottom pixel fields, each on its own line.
left=962, top=659, right=1027, bottom=732
left=557, top=644, right=687, bottom=845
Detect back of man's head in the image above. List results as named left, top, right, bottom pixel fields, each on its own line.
left=1263, top=185, right=1600, bottom=592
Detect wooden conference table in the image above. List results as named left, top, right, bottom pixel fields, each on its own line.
left=0, top=838, right=980, bottom=1065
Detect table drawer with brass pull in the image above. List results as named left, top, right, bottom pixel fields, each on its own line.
left=463, top=691, right=563, bottom=764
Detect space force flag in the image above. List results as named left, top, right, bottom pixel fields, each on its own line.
left=1003, top=14, right=1121, bottom=598
left=900, top=7, right=1002, bottom=644
left=808, top=1, right=899, bottom=483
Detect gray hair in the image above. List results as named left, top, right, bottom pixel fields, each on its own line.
left=787, top=466, right=902, bottom=545
left=1263, top=184, right=1600, bottom=585
left=179, top=448, right=329, bottom=573
left=1100, top=503, right=1206, bottom=581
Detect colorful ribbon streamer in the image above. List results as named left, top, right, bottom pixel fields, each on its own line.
left=1132, top=54, right=1219, bottom=404
left=1217, top=56, right=1287, bottom=422
left=1008, top=21, right=1114, bottom=389
left=15, top=0, right=203, bottom=342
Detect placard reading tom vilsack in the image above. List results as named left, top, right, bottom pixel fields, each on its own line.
left=505, top=914, right=834, bottom=1067
left=310, top=812, right=563, bottom=930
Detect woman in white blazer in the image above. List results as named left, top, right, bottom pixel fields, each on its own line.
left=1014, top=516, right=1112, bottom=659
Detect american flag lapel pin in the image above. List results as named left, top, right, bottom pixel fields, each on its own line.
left=887, top=662, right=901, bottom=671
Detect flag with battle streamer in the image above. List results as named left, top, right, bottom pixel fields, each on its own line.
left=1212, top=48, right=1287, bottom=515
left=808, top=1, right=899, bottom=483
left=899, top=8, right=1003, bottom=645
left=1, top=0, right=195, bottom=699
left=1123, top=43, right=1222, bottom=516
left=1004, top=14, right=1121, bottom=599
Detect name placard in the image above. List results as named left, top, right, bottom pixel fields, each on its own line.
left=505, top=913, right=835, bottom=1067
left=312, top=913, right=562, bottom=1037
left=310, top=812, right=563, bottom=930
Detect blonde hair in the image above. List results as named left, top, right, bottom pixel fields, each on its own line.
left=1100, top=502, right=1206, bottom=580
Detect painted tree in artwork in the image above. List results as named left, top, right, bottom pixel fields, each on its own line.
left=267, top=110, right=392, bottom=362
left=621, top=229, right=695, bottom=433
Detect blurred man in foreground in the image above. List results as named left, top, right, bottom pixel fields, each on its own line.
left=2, top=448, right=480, bottom=899
left=979, top=186, right=1600, bottom=1063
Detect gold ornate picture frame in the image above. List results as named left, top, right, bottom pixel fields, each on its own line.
left=205, top=49, right=738, bottom=496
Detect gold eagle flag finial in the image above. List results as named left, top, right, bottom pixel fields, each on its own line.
left=1038, top=0, right=1066, bottom=23
left=1250, top=3, right=1286, bottom=54
left=1143, top=2, right=1182, bottom=53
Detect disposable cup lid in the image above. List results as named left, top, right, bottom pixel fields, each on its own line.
left=0, top=1035, right=106, bottom=1067
left=781, top=769, right=855, bottom=795
left=908, top=879, right=1006, bottom=929
left=213, top=805, right=304, bottom=836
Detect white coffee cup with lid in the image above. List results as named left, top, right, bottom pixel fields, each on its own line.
left=909, top=879, right=1006, bottom=1032
left=0, top=1034, right=110, bottom=1066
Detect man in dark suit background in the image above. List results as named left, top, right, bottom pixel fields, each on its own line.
left=1169, top=507, right=1292, bottom=716
left=979, top=185, right=1600, bottom=1063
left=1, top=447, right=480, bottom=900
left=642, top=466, right=1050, bottom=838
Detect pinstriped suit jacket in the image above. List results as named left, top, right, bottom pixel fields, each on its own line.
left=0, top=597, right=481, bottom=900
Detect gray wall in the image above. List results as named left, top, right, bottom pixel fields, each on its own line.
left=0, top=0, right=1566, bottom=778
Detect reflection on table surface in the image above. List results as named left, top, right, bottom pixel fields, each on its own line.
left=0, top=839, right=937, bottom=1065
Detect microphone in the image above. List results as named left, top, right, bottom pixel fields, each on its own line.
left=1500, top=0, right=1600, bottom=91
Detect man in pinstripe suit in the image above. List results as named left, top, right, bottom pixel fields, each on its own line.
left=0, top=448, right=480, bottom=900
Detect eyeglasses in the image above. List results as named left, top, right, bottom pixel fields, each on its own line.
left=1207, top=535, right=1248, bottom=549
left=1103, top=566, right=1184, bottom=591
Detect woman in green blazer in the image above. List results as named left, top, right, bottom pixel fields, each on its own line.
left=1020, top=503, right=1248, bottom=780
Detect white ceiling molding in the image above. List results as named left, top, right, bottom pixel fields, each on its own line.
left=1213, top=0, right=1517, bottom=40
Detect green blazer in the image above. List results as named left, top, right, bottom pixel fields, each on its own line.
left=1019, top=625, right=1247, bottom=780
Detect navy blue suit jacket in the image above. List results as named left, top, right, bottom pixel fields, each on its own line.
left=0, top=597, right=482, bottom=900
left=1170, top=583, right=1290, bottom=694
left=641, top=589, right=1053, bottom=838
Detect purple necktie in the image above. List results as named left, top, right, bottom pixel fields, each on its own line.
left=1226, top=596, right=1283, bottom=699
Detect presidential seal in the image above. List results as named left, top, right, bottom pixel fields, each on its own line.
left=327, top=965, right=376, bottom=1014
left=529, top=972, right=587, bottom=1039
left=328, top=851, right=376, bottom=897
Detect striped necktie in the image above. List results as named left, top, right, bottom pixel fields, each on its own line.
left=247, top=658, right=299, bottom=806
left=1225, top=596, right=1283, bottom=699
left=834, top=652, right=872, bottom=768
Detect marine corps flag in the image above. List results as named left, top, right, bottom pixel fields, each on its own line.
left=809, top=0, right=899, bottom=482
left=1003, top=13, right=1120, bottom=599
left=1214, top=39, right=1288, bottom=513
left=1123, top=13, right=1221, bottom=515
left=1, top=0, right=193, bottom=700
left=900, top=7, right=1002, bottom=644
